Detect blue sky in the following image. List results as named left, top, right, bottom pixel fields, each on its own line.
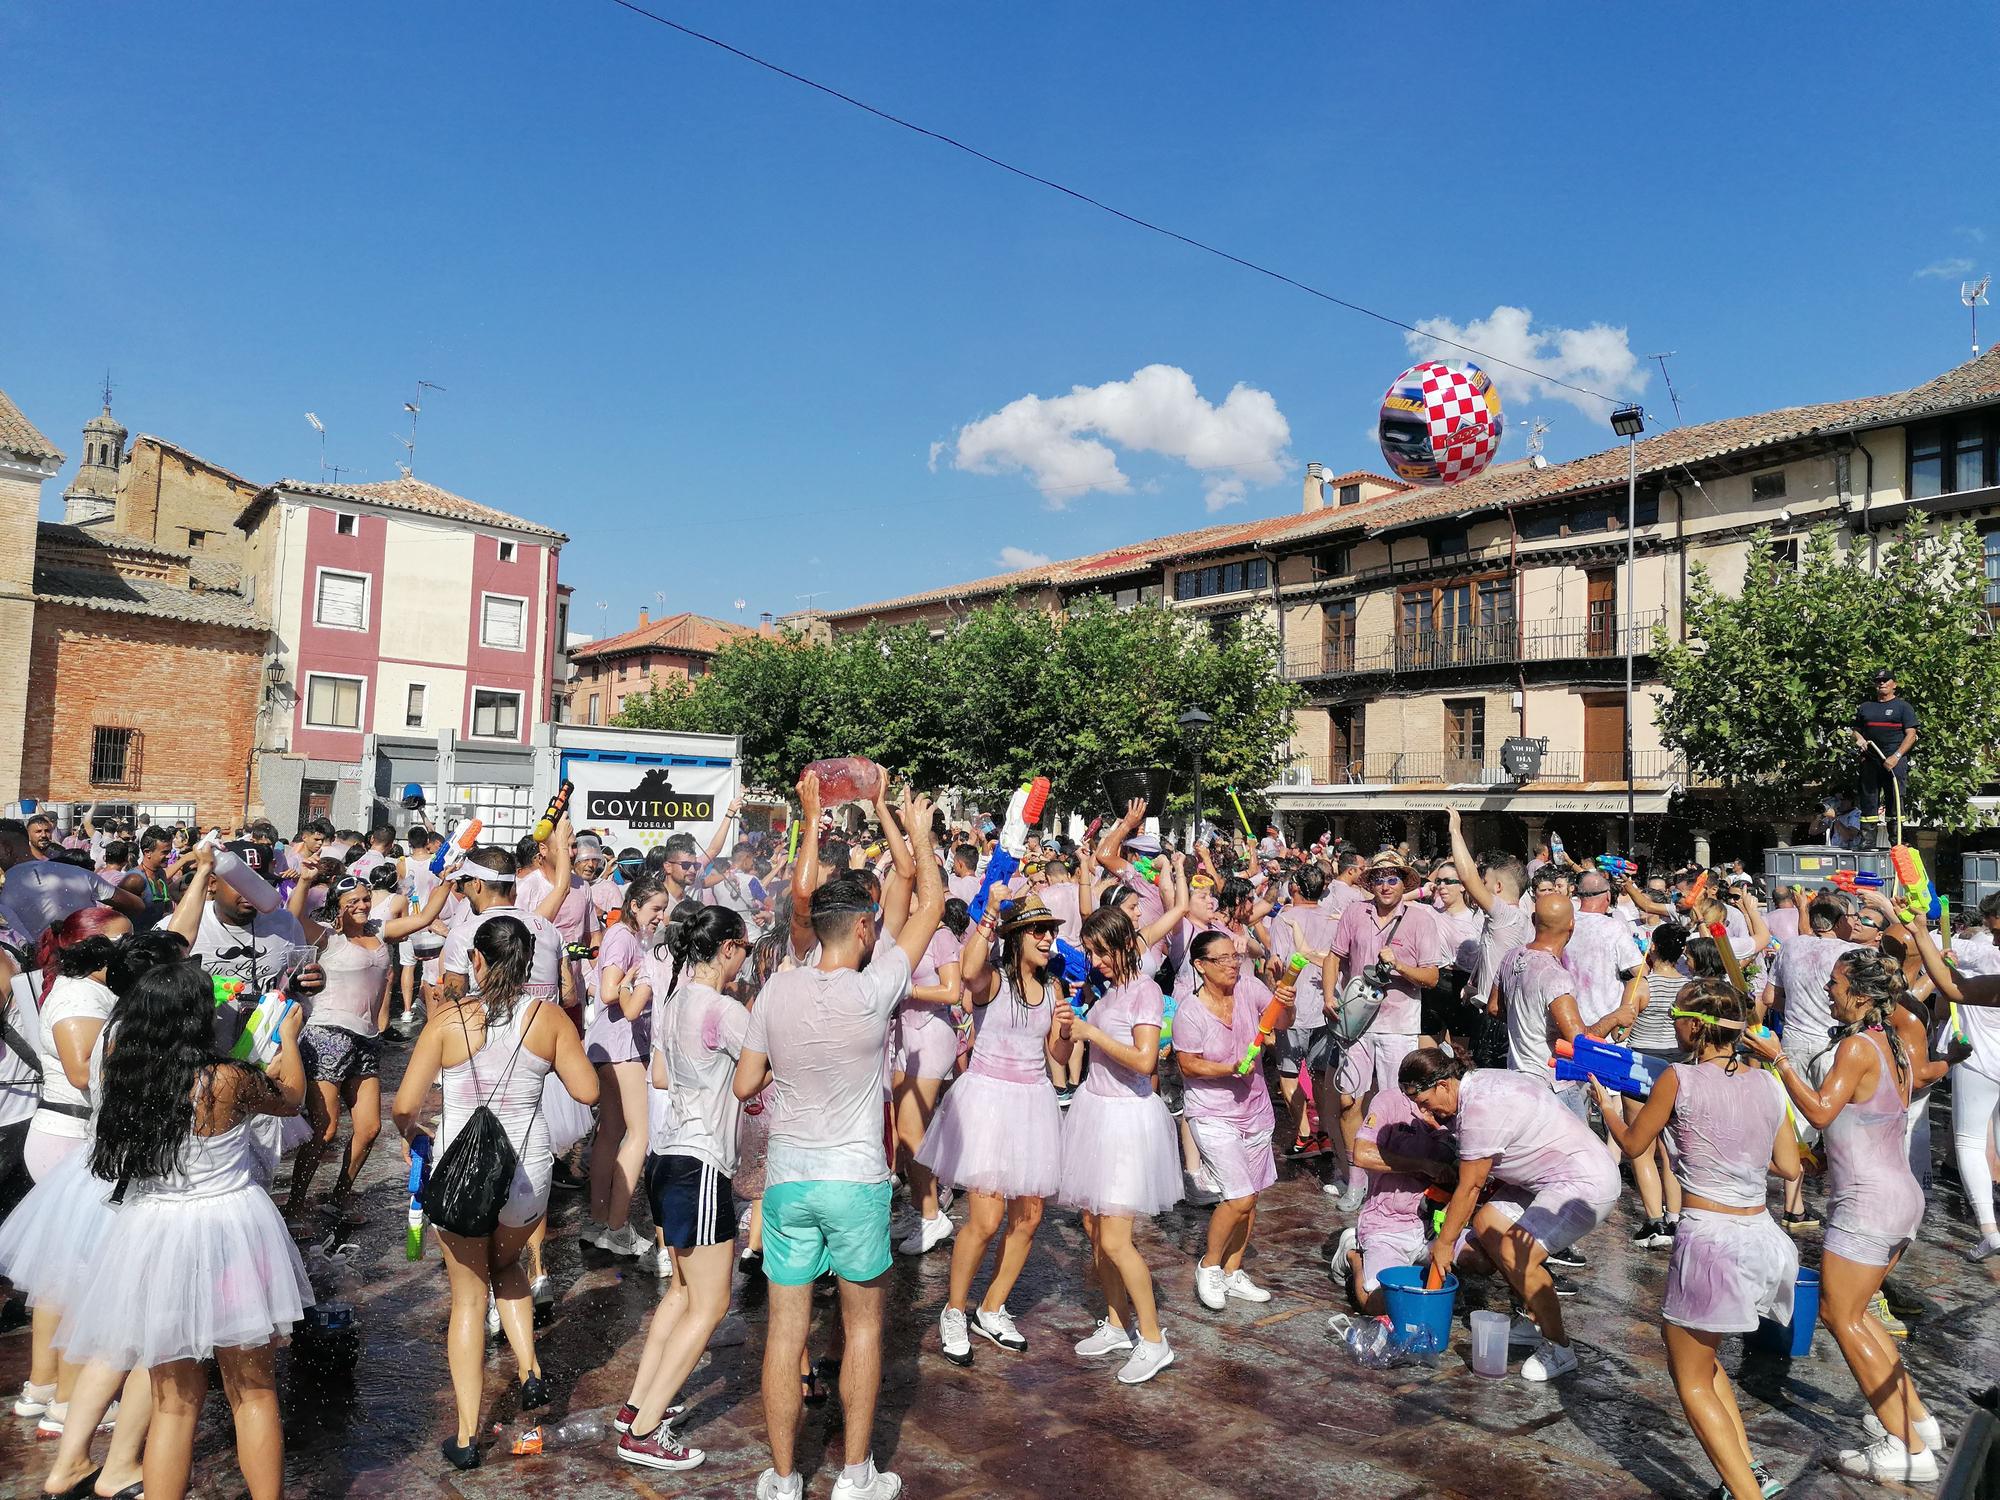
left=4, top=2, right=1994, bottom=633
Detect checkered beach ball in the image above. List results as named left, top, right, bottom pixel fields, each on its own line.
left=1376, top=360, right=1505, bottom=486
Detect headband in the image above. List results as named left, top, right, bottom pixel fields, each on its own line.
left=1667, top=1005, right=1747, bottom=1031
left=460, top=867, right=515, bottom=885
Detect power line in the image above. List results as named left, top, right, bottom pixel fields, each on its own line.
left=600, top=0, right=1628, bottom=408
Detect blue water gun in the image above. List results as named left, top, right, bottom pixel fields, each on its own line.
left=969, top=778, right=1050, bottom=922
left=405, top=1132, right=432, bottom=1261
left=1550, top=1035, right=1670, bottom=1099
left=1595, top=855, right=1637, bottom=879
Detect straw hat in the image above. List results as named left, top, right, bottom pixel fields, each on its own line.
left=1365, top=849, right=1413, bottom=880
left=998, top=894, right=1065, bottom=935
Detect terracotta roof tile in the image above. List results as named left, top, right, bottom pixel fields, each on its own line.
left=569, top=611, right=752, bottom=661
left=32, top=565, right=263, bottom=630
left=131, top=434, right=258, bottom=489
left=0, top=390, right=63, bottom=465
left=254, top=476, right=568, bottom=542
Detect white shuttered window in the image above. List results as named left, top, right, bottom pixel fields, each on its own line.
left=481, top=594, right=527, bottom=650
left=315, top=570, right=368, bottom=629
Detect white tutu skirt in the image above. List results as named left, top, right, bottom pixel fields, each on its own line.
left=0, top=1146, right=121, bottom=1309
left=55, top=1185, right=312, bottom=1366
left=1057, top=1088, right=1184, bottom=1218
left=543, top=1071, right=595, bottom=1157
left=916, top=1071, right=1063, bottom=1200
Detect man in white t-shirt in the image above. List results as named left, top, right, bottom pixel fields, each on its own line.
left=0, top=817, right=144, bottom=943
left=732, top=781, right=943, bottom=1500
left=1443, top=810, right=1531, bottom=1050
left=1566, top=871, right=1645, bottom=1030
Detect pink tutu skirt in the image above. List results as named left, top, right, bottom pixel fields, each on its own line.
left=916, top=1070, right=1063, bottom=1200
left=1057, top=1088, right=1183, bottom=1218
left=585, top=1003, right=650, bottom=1067
left=0, top=1145, right=120, bottom=1309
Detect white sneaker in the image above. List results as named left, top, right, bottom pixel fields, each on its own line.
left=1834, top=1433, right=1939, bottom=1482
left=1330, top=1182, right=1366, bottom=1213
left=938, top=1307, right=972, bottom=1367
left=972, top=1306, right=1026, bottom=1352
left=1508, top=1314, right=1542, bottom=1347
left=1195, top=1262, right=1227, bottom=1311
left=1521, top=1340, right=1579, bottom=1382
left=1970, top=1230, right=2000, bottom=1262
left=1115, top=1337, right=1175, bottom=1386
left=486, top=1292, right=502, bottom=1339
left=580, top=1220, right=611, bottom=1251
left=1863, top=1409, right=1945, bottom=1451
left=756, top=1469, right=806, bottom=1500
left=1333, top=1227, right=1357, bottom=1285
left=1075, top=1318, right=1135, bottom=1357
left=896, top=1214, right=954, bottom=1256
left=603, top=1224, right=651, bottom=1258
left=12, top=1380, right=54, bottom=1417
left=1224, top=1269, right=1271, bottom=1304
left=830, top=1466, right=904, bottom=1499
left=531, top=1274, right=555, bottom=1308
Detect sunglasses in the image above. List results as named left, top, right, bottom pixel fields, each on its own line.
left=1856, top=916, right=1885, bottom=931
left=1434, top=875, right=1462, bottom=887
left=1366, top=871, right=1404, bottom=886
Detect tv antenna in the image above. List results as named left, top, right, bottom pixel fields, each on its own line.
left=1525, top=417, right=1552, bottom=470
left=795, top=590, right=824, bottom=625
left=401, top=379, right=446, bottom=471
left=1965, top=276, right=1991, bottom=358
left=305, top=412, right=326, bottom=477
left=1648, top=352, right=1684, bottom=425
left=732, top=597, right=747, bottom=617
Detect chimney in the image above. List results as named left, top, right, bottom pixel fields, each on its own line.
left=1302, top=461, right=1327, bottom=513
left=638, top=608, right=649, bottom=627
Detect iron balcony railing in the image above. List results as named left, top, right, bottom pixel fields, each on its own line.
left=1279, top=748, right=1689, bottom=788
left=1280, top=609, right=1671, bottom=681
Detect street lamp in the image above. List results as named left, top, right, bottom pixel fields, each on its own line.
left=1179, top=708, right=1214, bottom=848
left=1610, top=405, right=1646, bottom=853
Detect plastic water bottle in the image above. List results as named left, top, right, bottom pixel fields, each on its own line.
left=1341, top=1315, right=1395, bottom=1369
left=1549, top=832, right=1566, bottom=865
left=800, top=757, right=884, bottom=807
left=509, top=1416, right=607, bottom=1455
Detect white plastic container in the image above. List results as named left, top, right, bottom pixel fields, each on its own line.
left=1468, top=1309, right=1509, bottom=1377
left=202, top=833, right=284, bottom=914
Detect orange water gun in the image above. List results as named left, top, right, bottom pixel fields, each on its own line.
left=1235, top=953, right=1308, bottom=1075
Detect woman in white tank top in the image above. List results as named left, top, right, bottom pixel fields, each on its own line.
left=392, top=913, right=598, bottom=1472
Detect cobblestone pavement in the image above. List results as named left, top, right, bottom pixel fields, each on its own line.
left=2, top=1041, right=1994, bottom=1499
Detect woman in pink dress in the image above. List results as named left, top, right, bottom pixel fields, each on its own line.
left=583, top=876, right=672, bottom=1257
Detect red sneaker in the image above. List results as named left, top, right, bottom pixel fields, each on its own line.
left=613, top=1401, right=684, bottom=1434
left=617, top=1424, right=705, bottom=1471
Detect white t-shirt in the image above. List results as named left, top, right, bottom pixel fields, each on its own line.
left=0, top=861, right=119, bottom=945
left=651, top=980, right=751, bottom=1172
left=1565, top=910, right=1644, bottom=1026
left=1773, top=932, right=1858, bottom=1057
left=1457, top=1068, right=1620, bottom=1200
left=1499, top=944, right=1576, bottom=1089
left=441, top=903, right=567, bottom=999
left=1472, top=902, right=1533, bottom=1012
left=191, top=903, right=313, bottom=994
left=34, top=974, right=115, bottom=1137
left=1950, top=932, right=2000, bottom=1080
left=745, top=947, right=911, bottom=1187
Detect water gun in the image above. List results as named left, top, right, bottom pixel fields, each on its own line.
left=1159, top=992, right=1178, bottom=1053
left=968, top=777, right=1050, bottom=921
left=1594, top=855, right=1637, bottom=879
left=1052, top=938, right=1090, bottom=989
left=1236, top=954, right=1309, bottom=1075
left=1830, top=870, right=1885, bottom=894
left=1225, top=786, right=1255, bottom=840
left=429, top=818, right=481, bottom=875
left=405, top=1132, right=431, bottom=1261
left=212, top=974, right=248, bottom=1007
left=1131, top=856, right=1160, bottom=883
left=1704, top=921, right=1750, bottom=997
left=1422, top=1183, right=1450, bottom=1238
left=531, top=780, right=573, bottom=842
left=1675, top=871, right=1708, bottom=915
left=1890, top=846, right=1942, bottom=924
left=216, top=988, right=298, bottom=1070
left=1550, top=1034, right=1669, bottom=1099
left=787, top=819, right=800, bottom=865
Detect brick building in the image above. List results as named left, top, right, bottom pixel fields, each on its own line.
left=567, top=609, right=751, bottom=725
left=0, top=390, right=265, bottom=822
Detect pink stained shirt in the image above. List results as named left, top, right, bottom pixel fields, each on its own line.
left=1173, top=984, right=1275, bottom=1132
left=1082, top=974, right=1165, bottom=1100
left=1039, top=881, right=1083, bottom=945
left=1455, top=1067, right=1620, bottom=1202
left=1320, top=881, right=1364, bottom=919
left=1497, top=943, right=1577, bottom=1087
left=1326, top=898, right=1450, bottom=1035
left=1563, top=910, right=1643, bottom=1027
left=1356, top=1081, right=1455, bottom=1241
left=1268, top=905, right=1339, bottom=1030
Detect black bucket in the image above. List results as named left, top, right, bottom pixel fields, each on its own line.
left=1102, top=766, right=1174, bottom=816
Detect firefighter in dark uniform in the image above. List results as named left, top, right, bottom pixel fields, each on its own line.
left=1850, top=667, right=1918, bottom=846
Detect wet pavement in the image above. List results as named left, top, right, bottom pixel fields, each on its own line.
left=3, top=1042, right=1995, bottom=1499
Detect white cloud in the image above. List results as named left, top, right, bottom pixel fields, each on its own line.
left=997, top=545, right=1051, bottom=570
left=942, top=364, right=1292, bottom=512
left=1916, top=256, right=1975, bottom=279
left=1402, top=305, right=1646, bottom=419
left=1956, top=228, right=1987, bottom=244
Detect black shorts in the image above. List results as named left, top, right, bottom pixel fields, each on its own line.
left=302, top=1025, right=381, bottom=1085
left=646, top=1152, right=738, bottom=1252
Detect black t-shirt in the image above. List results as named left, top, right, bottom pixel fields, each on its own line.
left=1853, top=696, right=1917, bottom=756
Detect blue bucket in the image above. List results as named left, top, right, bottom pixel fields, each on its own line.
left=1750, top=1266, right=1820, bottom=1357
left=1377, top=1265, right=1458, bottom=1350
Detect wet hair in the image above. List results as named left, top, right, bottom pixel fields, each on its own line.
left=1648, top=923, right=1688, bottom=967
left=101, top=839, right=131, bottom=867
left=1336, top=851, right=1365, bottom=878
left=748, top=924, right=790, bottom=992
left=470, top=914, right=534, bottom=1027
left=1217, top=876, right=1255, bottom=912
left=1293, top=864, right=1328, bottom=903
left=36, top=906, right=127, bottom=1007
left=1398, top=1045, right=1467, bottom=1093
left=664, top=904, right=746, bottom=993
left=620, top=874, right=668, bottom=921
left=999, top=919, right=1068, bottom=1009
left=465, top=846, right=518, bottom=882
left=1682, top=936, right=1728, bottom=980
left=810, top=876, right=876, bottom=944
left=1079, top=905, right=1142, bottom=985
left=93, top=960, right=249, bottom=1192
left=1981, top=892, right=2000, bottom=923
left=940, top=897, right=971, bottom=939
left=514, top=834, right=543, bottom=866
left=1188, top=928, right=1236, bottom=970
left=108, top=929, right=192, bottom=996
left=952, top=843, right=979, bottom=873
left=139, top=826, right=174, bottom=854
left=367, top=861, right=400, bottom=892
left=1672, top=978, right=1749, bottom=1062
left=1807, top=895, right=1844, bottom=934
left=1831, top=948, right=1911, bottom=1086
left=853, top=868, right=883, bottom=904
left=300, top=818, right=336, bottom=840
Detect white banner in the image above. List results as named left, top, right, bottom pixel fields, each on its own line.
left=560, top=752, right=740, bottom=853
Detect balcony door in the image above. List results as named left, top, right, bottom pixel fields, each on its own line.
left=1585, top=570, right=1617, bottom=656
left=1582, top=692, right=1626, bottom=781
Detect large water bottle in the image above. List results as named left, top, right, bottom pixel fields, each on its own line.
left=801, top=757, right=884, bottom=807
left=509, top=1416, right=607, bottom=1455
left=202, top=833, right=283, bottom=913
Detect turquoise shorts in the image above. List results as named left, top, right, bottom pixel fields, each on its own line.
left=761, top=1179, right=893, bottom=1286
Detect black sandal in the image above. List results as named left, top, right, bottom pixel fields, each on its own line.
left=441, top=1437, right=481, bottom=1471
left=802, top=1366, right=831, bottom=1406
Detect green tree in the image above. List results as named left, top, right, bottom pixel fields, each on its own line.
left=1653, top=522, right=2000, bottom=832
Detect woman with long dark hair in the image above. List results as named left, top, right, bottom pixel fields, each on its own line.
left=56, top=958, right=312, bottom=1500
left=921, top=895, right=1074, bottom=1366
left=4, top=906, right=129, bottom=1430
left=1596, top=980, right=1802, bottom=1500
left=1744, top=947, right=1938, bottom=1482
left=612, top=904, right=752, bottom=1472
left=583, top=874, right=672, bottom=1258
left=1057, top=904, right=1182, bottom=1384
left=393, top=914, right=598, bottom=1471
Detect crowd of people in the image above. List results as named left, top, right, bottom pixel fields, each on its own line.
left=0, top=775, right=1994, bottom=1499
